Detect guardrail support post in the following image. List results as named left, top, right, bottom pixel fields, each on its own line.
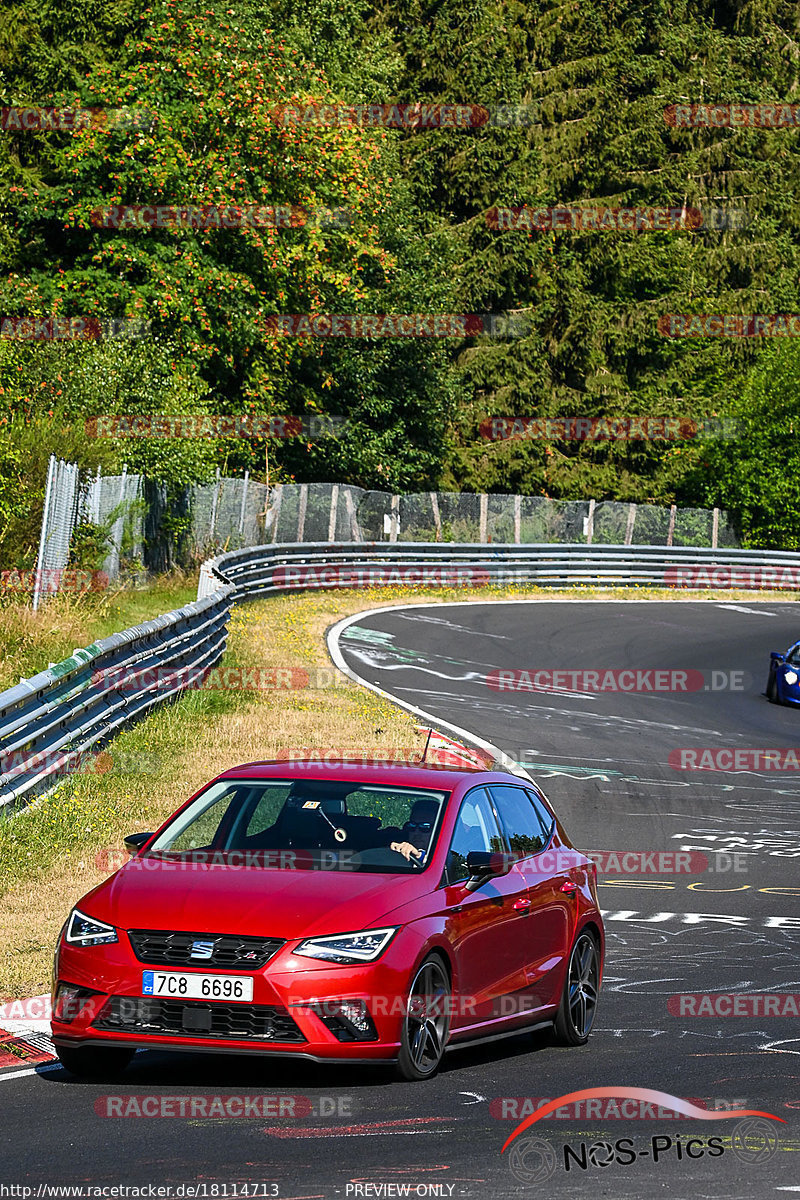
left=514, top=494, right=521, bottom=544
left=479, top=494, right=488, bottom=543
left=667, top=504, right=676, bottom=547
left=712, top=507, right=720, bottom=549
left=390, top=495, right=399, bottom=542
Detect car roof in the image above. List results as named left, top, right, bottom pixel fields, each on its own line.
left=216, top=758, right=528, bottom=790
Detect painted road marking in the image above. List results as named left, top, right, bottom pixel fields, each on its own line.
left=717, top=605, right=778, bottom=616
left=264, top=1117, right=456, bottom=1138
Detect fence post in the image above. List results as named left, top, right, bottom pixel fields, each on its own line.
left=271, top=484, right=283, bottom=542
left=343, top=488, right=361, bottom=540
left=237, top=470, right=249, bottom=537
left=327, top=484, right=339, bottom=542
left=585, top=498, right=596, bottom=545
left=32, top=454, right=57, bottom=612
left=712, top=507, right=720, bottom=549
left=667, top=504, right=676, bottom=547
left=297, top=484, right=308, bottom=541
left=514, top=494, right=521, bottom=544
left=209, top=467, right=221, bottom=540
left=107, top=465, right=128, bottom=580
left=624, top=503, right=637, bottom=546
left=390, top=494, right=399, bottom=542
left=87, top=465, right=101, bottom=525
left=479, top=493, right=488, bottom=543
left=430, top=492, right=442, bottom=542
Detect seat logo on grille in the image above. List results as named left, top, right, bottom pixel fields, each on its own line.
left=190, top=940, right=216, bottom=960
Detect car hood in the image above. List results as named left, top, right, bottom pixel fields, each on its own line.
left=81, top=858, right=427, bottom=941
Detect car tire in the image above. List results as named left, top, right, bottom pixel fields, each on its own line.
left=56, top=1044, right=134, bottom=1079
left=552, top=930, right=600, bottom=1046
left=396, top=955, right=451, bottom=1081
left=767, top=671, right=781, bottom=704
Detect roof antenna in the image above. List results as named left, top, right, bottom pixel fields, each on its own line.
left=420, top=726, right=433, bottom=763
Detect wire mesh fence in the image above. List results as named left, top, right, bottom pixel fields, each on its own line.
left=30, top=468, right=738, bottom=605
left=188, top=483, right=738, bottom=552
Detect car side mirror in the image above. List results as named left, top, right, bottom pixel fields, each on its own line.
left=463, top=850, right=516, bottom=892
left=124, top=831, right=154, bottom=857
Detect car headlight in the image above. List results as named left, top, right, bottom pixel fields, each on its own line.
left=785, top=670, right=798, bottom=686
left=65, top=908, right=118, bottom=947
left=294, top=927, right=397, bottom=964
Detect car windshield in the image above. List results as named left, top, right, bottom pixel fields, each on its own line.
left=145, top=778, right=449, bottom=874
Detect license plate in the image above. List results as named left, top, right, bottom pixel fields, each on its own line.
left=142, top=971, right=254, bottom=1003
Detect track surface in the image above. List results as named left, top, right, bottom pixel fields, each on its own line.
left=3, top=599, right=800, bottom=1198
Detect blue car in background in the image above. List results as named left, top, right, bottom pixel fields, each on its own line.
left=766, top=642, right=800, bottom=705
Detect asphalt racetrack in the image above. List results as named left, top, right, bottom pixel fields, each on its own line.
left=3, top=598, right=799, bottom=1198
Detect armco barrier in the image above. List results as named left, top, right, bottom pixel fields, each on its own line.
left=0, top=586, right=233, bottom=809
left=197, top=541, right=800, bottom=600
left=3, top=541, right=800, bottom=810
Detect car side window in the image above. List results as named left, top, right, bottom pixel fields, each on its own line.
left=445, top=789, right=505, bottom=884
left=489, top=784, right=549, bottom=860
left=787, top=643, right=800, bottom=666
left=524, top=787, right=555, bottom=843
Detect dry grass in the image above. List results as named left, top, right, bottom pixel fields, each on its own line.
left=0, top=571, right=199, bottom=692
left=0, top=582, right=791, bottom=998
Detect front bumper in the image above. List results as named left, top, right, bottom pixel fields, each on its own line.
left=52, top=928, right=425, bottom=1062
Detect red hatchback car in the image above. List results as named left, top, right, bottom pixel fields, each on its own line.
left=52, top=759, right=604, bottom=1080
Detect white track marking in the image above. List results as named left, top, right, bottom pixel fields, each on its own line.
left=717, top=604, right=778, bottom=616
left=327, top=611, right=528, bottom=779
left=0, top=1063, right=61, bottom=1083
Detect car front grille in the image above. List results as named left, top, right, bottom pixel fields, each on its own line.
left=94, top=997, right=306, bottom=1043
left=128, top=930, right=284, bottom=970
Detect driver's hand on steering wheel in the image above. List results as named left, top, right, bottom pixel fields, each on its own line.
left=390, top=840, right=423, bottom=862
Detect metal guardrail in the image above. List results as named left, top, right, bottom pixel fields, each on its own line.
left=0, top=585, right=233, bottom=810
left=4, top=540, right=800, bottom=811
left=198, top=541, right=800, bottom=600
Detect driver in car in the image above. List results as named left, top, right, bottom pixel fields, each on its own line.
left=389, top=799, right=439, bottom=863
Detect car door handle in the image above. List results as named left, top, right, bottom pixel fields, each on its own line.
left=512, top=897, right=531, bottom=912
left=560, top=880, right=578, bottom=895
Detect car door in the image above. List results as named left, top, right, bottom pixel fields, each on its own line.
left=440, top=787, right=533, bottom=1032
left=487, top=783, right=573, bottom=1010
